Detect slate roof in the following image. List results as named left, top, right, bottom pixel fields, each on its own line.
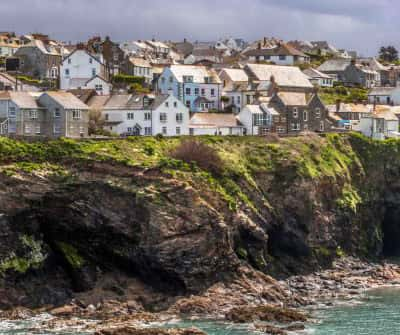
left=303, top=68, right=333, bottom=79
left=44, top=91, right=89, bottom=109
left=277, top=92, right=308, bottom=106
left=245, top=64, right=313, bottom=88
left=317, top=59, right=351, bottom=72
left=0, top=91, right=41, bottom=109
left=169, top=65, right=222, bottom=84
left=244, top=43, right=307, bottom=57
left=220, top=68, right=249, bottom=82
left=189, top=113, right=244, bottom=128
left=128, top=57, right=151, bottom=68
left=87, top=95, right=110, bottom=109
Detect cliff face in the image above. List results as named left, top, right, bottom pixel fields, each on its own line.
left=0, top=134, right=399, bottom=309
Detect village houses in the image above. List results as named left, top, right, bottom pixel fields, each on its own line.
left=0, top=91, right=89, bottom=138
left=158, top=65, right=222, bottom=112
left=87, top=93, right=189, bottom=136
left=60, top=48, right=111, bottom=95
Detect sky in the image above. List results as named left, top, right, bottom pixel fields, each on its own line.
left=0, top=0, right=398, bottom=56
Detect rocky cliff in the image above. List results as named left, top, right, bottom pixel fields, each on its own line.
left=0, top=133, right=399, bottom=310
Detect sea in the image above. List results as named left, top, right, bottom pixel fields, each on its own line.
left=2, top=287, right=400, bottom=334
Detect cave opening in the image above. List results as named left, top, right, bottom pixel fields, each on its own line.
left=382, top=206, right=400, bottom=257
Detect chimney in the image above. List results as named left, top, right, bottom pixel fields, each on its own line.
left=336, top=99, right=341, bottom=113
left=263, top=37, right=267, bottom=46
left=257, top=42, right=262, bottom=50
left=184, top=38, right=187, bottom=43
left=351, top=59, right=356, bottom=66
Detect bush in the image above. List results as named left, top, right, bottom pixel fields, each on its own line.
left=112, top=74, right=145, bottom=85
left=169, top=139, right=224, bottom=175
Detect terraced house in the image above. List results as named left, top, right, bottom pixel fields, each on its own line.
left=158, top=65, right=222, bottom=112
left=0, top=91, right=89, bottom=138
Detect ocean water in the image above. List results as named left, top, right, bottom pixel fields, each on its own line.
left=2, top=288, right=400, bottom=334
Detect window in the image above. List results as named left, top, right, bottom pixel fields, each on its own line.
left=293, top=108, right=298, bottom=118
left=92, top=68, right=96, bottom=76
left=72, top=110, right=81, bottom=120
left=231, top=96, right=235, bottom=104
left=160, top=113, right=167, bottom=122
left=169, top=76, right=174, bottom=83
left=201, top=88, right=205, bottom=96
left=165, top=102, right=169, bottom=108
left=185, top=87, right=191, bottom=95
left=8, top=107, right=16, bottom=118
left=303, top=110, right=308, bottom=122
left=189, top=128, right=194, bottom=136
left=68, top=58, right=71, bottom=64
left=28, top=110, right=37, bottom=119
left=173, top=101, right=178, bottom=108
left=303, top=124, right=308, bottom=131
left=253, top=113, right=268, bottom=126
left=104, top=114, right=109, bottom=121
left=211, top=89, right=215, bottom=97
left=145, top=127, right=152, bottom=135
left=54, top=108, right=61, bottom=118
left=176, top=113, right=183, bottom=123
left=89, top=58, right=93, bottom=64
left=237, top=96, right=241, bottom=104
left=127, top=127, right=133, bottom=133
left=24, top=125, right=31, bottom=134
left=144, top=112, right=151, bottom=121
left=185, top=100, right=190, bottom=108
left=277, top=126, right=285, bottom=133
left=127, top=112, right=134, bottom=120
left=320, top=121, right=325, bottom=132
left=194, top=88, right=199, bottom=95
left=54, top=125, right=61, bottom=134
left=176, top=127, right=181, bottom=135
left=35, top=125, right=41, bottom=134
left=80, top=126, right=85, bottom=135
left=162, top=126, right=167, bottom=135
left=315, top=108, right=321, bottom=118
left=161, top=77, right=166, bottom=84
left=246, top=95, right=251, bottom=104
left=183, top=76, right=193, bottom=83
left=95, top=84, right=103, bottom=92
left=65, top=69, right=70, bottom=76
left=291, top=123, right=301, bottom=131
left=279, top=55, right=286, bottom=60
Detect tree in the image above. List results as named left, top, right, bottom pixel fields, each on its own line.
left=379, top=46, right=399, bottom=63
left=88, top=108, right=106, bottom=135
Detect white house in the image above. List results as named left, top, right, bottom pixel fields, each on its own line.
left=303, top=68, right=334, bottom=87
left=358, top=107, right=400, bottom=140
left=243, top=42, right=310, bottom=65
left=219, top=68, right=249, bottom=114
left=124, top=57, right=153, bottom=84
left=84, top=75, right=111, bottom=95
left=88, top=93, right=189, bottom=136
left=60, top=48, right=109, bottom=91
left=189, top=113, right=245, bottom=136
left=158, top=65, right=223, bottom=112
left=368, top=87, right=400, bottom=105
left=238, top=103, right=279, bottom=136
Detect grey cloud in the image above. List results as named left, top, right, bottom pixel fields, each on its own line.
left=0, top=0, right=398, bottom=56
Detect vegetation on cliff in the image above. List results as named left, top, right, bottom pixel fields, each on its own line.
left=0, top=132, right=399, bottom=308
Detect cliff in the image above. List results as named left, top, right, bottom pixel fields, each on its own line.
left=0, top=133, right=399, bottom=310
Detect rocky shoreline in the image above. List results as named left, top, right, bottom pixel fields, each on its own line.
left=1, top=257, right=400, bottom=334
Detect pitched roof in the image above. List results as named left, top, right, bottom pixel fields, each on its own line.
left=169, top=65, right=222, bottom=84
left=149, top=95, right=170, bottom=110
left=368, top=87, right=396, bottom=96
left=87, top=95, right=110, bottom=109
left=317, top=59, right=351, bottom=72
left=277, top=92, right=307, bottom=106
left=189, top=113, right=243, bottom=128
left=67, top=88, right=97, bottom=104
left=128, top=57, right=151, bottom=68
left=245, top=64, right=313, bottom=88
left=303, top=68, right=333, bottom=79
left=244, top=43, right=307, bottom=57
left=0, top=91, right=40, bottom=109
left=220, top=68, right=249, bottom=82
left=172, top=41, right=194, bottom=57
left=43, top=91, right=89, bottom=109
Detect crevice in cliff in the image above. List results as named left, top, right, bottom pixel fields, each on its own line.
left=382, top=206, right=400, bottom=257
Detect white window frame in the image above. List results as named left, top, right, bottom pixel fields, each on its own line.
left=160, top=113, right=167, bottom=123
left=28, top=110, right=38, bottom=120
left=315, top=108, right=321, bottom=118
left=303, top=110, right=308, bottom=122
left=176, top=127, right=181, bottom=135
left=127, top=112, right=134, bottom=120
left=54, top=108, right=61, bottom=118
left=144, top=112, right=151, bottom=121
left=162, top=126, right=167, bottom=135
left=72, top=110, right=81, bottom=120
left=176, top=113, right=183, bottom=123
left=54, top=125, right=61, bottom=134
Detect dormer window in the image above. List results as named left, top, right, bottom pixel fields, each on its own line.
left=183, top=76, right=193, bottom=83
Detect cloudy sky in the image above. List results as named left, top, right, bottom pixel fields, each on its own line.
left=0, top=0, right=397, bottom=56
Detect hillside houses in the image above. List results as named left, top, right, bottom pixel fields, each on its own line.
left=0, top=91, right=88, bottom=138
left=243, top=42, right=310, bottom=65
left=158, top=65, right=222, bottom=112
left=60, top=48, right=111, bottom=95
